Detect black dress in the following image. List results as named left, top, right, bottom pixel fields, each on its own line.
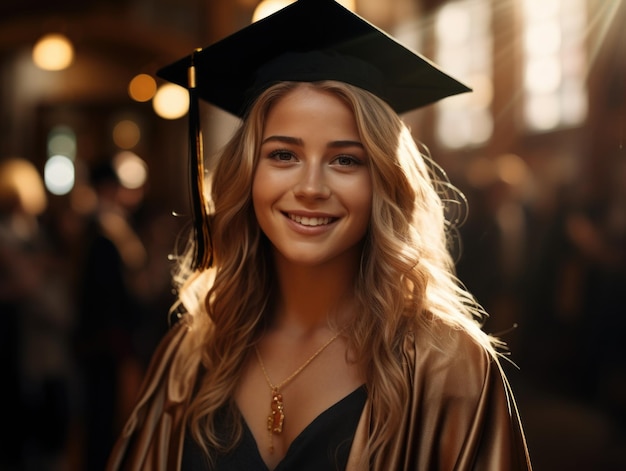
left=182, top=385, right=367, bottom=470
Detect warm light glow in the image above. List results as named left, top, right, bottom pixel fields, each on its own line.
left=495, top=154, right=529, bottom=187
left=252, top=0, right=355, bottom=22
left=335, top=0, right=355, bottom=11
left=525, top=22, right=561, bottom=56
left=0, top=158, right=47, bottom=215
left=436, top=3, right=471, bottom=44
left=113, top=151, right=148, bottom=189
left=521, top=0, right=588, bottom=131
left=113, top=119, right=141, bottom=149
left=32, top=33, right=74, bottom=71
left=252, top=0, right=294, bottom=22
left=469, top=111, right=494, bottom=145
left=561, top=79, right=587, bottom=125
left=44, top=155, right=75, bottom=195
left=129, top=73, right=157, bottom=102
left=525, top=57, right=562, bottom=94
left=153, top=83, right=189, bottom=119
left=523, top=0, right=560, bottom=21
left=436, top=110, right=472, bottom=149
left=468, top=74, right=494, bottom=108
left=435, top=0, right=493, bottom=149
left=466, top=154, right=530, bottom=190
left=525, top=94, right=560, bottom=130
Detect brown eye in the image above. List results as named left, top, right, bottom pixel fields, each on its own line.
left=269, top=149, right=296, bottom=161
left=333, top=155, right=361, bottom=166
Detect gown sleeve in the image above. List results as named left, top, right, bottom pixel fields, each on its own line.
left=105, top=319, right=202, bottom=471
left=348, top=321, right=532, bottom=471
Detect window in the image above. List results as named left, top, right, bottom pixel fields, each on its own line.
left=435, top=0, right=493, bottom=149
left=521, top=0, right=588, bottom=131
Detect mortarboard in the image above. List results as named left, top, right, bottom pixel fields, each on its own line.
left=158, top=0, right=470, bottom=117
left=157, top=0, right=471, bottom=270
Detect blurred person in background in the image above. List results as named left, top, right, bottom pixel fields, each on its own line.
left=74, top=158, right=147, bottom=470
left=0, top=157, right=75, bottom=471
left=566, top=156, right=626, bottom=429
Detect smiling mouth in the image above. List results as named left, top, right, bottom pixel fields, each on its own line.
left=287, top=213, right=336, bottom=226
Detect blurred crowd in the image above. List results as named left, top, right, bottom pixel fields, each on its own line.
left=455, top=152, right=626, bottom=470
left=1, top=156, right=178, bottom=470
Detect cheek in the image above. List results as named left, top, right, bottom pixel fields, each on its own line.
left=348, top=183, right=373, bottom=233
left=356, top=179, right=373, bottom=222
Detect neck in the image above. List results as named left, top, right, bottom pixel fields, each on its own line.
left=270, top=252, right=360, bottom=332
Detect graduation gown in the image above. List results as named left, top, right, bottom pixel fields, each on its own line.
left=106, top=317, right=532, bottom=470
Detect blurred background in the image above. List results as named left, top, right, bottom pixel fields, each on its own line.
left=0, top=0, right=624, bottom=470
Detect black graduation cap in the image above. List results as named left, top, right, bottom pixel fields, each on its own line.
left=157, top=0, right=470, bottom=117
left=157, top=0, right=470, bottom=270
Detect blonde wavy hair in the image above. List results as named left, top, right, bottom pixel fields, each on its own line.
left=173, top=80, right=499, bottom=467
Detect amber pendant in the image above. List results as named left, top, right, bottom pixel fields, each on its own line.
left=267, top=388, right=285, bottom=434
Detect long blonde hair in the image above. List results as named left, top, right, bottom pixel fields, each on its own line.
left=175, top=81, right=499, bottom=466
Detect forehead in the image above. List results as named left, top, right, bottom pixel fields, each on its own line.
left=262, top=85, right=360, bottom=137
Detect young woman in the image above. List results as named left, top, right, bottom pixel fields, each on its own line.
left=107, top=1, right=532, bottom=469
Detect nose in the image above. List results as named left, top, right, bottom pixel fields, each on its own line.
left=293, top=162, right=331, bottom=199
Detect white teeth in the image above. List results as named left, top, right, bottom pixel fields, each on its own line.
left=289, top=214, right=332, bottom=226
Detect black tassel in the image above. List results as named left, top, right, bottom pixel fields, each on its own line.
left=188, top=49, right=213, bottom=270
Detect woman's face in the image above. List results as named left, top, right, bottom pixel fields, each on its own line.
left=252, top=85, right=372, bottom=268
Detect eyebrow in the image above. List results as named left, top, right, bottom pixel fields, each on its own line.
left=262, top=135, right=364, bottom=149
left=262, top=135, right=302, bottom=146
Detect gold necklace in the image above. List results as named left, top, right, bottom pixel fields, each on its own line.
left=255, top=331, right=342, bottom=453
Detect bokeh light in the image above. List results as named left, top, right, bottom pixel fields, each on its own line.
left=152, top=83, right=189, bottom=119
left=47, top=125, right=76, bottom=160
left=252, top=0, right=354, bottom=22
left=32, top=33, right=74, bottom=71
left=113, top=151, right=148, bottom=189
left=113, top=119, right=141, bottom=149
left=129, top=73, right=157, bottom=102
left=44, top=155, right=75, bottom=195
left=0, top=158, right=47, bottom=215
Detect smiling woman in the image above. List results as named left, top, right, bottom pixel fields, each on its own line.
left=253, top=84, right=372, bottom=270
left=106, top=1, right=532, bottom=470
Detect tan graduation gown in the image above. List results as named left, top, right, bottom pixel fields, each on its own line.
left=106, top=318, right=532, bottom=470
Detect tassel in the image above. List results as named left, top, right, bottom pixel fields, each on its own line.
left=188, top=49, right=213, bottom=270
